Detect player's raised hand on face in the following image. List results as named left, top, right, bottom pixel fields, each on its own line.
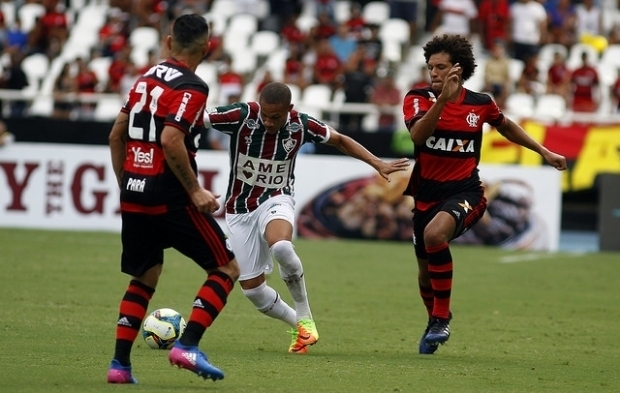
left=441, top=63, right=461, bottom=101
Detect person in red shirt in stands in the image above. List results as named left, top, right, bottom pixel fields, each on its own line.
left=569, top=52, right=600, bottom=113
left=310, top=12, right=337, bottom=42
left=345, top=3, right=366, bottom=39
left=29, top=0, right=69, bottom=58
left=411, top=64, right=431, bottom=89
left=610, top=69, right=620, bottom=113
left=284, top=46, right=310, bottom=90
left=99, top=9, right=129, bottom=58
left=476, top=0, right=510, bottom=52
left=546, top=51, right=570, bottom=96
left=218, top=54, right=244, bottom=105
left=107, top=46, right=132, bottom=93
left=313, top=38, right=342, bottom=91
left=280, top=13, right=308, bottom=54
left=75, top=57, right=99, bottom=119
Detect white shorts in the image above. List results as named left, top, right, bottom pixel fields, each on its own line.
left=225, top=195, right=296, bottom=281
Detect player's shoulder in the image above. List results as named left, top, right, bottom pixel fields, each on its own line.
left=405, top=87, right=435, bottom=100
left=462, top=89, right=495, bottom=105
left=144, top=60, right=208, bottom=92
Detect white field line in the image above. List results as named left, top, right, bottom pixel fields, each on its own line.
left=499, top=252, right=588, bottom=263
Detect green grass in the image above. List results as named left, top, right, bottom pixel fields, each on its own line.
left=1, top=228, right=619, bottom=393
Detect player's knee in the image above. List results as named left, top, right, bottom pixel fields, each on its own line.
left=270, top=240, right=302, bottom=274
left=241, top=281, right=276, bottom=313
left=219, top=258, right=240, bottom=281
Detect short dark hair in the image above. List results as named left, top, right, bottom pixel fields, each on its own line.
left=259, top=82, right=291, bottom=106
left=171, top=14, right=210, bottom=51
left=423, top=34, right=476, bottom=82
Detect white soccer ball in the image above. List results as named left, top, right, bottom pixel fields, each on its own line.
left=142, top=308, right=186, bottom=349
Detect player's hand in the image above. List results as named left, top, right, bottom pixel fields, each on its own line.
left=190, top=188, right=221, bottom=213
left=376, top=158, right=411, bottom=181
left=543, top=151, right=567, bottom=171
left=440, top=63, right=461, bottom=102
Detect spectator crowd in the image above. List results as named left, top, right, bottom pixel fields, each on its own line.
left=1, top=0, right=620, bottom=132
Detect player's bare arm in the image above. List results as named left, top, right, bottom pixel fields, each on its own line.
left=410, top=63, right=462, bottom=145
left=109, top=112, right=130, bottom=188
left=496, top=118, right=567, bottom=171
left=160, top=126, right=220, bottom=213
left=325, top=127, right=410, bottom=180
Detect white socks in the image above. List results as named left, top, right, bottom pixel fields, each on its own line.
left=271, top=240, right=312, bottom=320
left=241, top=281, right=296, bottom=327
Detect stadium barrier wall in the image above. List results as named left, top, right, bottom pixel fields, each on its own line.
left=598, top=174, right=620, bottom=251
left=0, top=142, right=562, bottom=250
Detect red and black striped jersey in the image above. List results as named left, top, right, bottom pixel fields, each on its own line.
left=119, top=58, right=209, bottom=214
left=402, top=87, right=505, bottom=211
left=207, top=102, right=330, bottom=214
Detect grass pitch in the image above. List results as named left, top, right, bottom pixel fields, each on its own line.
left=1, top=228, right=618, bottom=393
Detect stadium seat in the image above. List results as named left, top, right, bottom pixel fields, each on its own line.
left=1, top=2, right=16, bottom=28
left=567, top=43, right=599, bottom=70
left=250, top=30, right=281, bottom=58
left=223, top=30, right=251, bottom=55
left=508, top=58, right=525, bottom=85
left=405, top=45, right=426, bottom=68
left=209, top=0, right=240, bottom=20
left=129, top=27, right=160, bottom=52
left=265, top=48, right=288, bottom=80
left=196, top=62, right=218, bottom=86
left=227, top=13, right=258, bottom=37
left=88, top=57, right=113, bottom=92
left=18, top=3, right=45, bottom=33
left=362, top=1, right=390, bottom=25
left=286, top=84, right=301, bottom=105
left=73, top=5, right=108, bottom=34
left=231, top=51, right=257, bottom=75
left=21, top=53, right=49, bottom=92
left=29, top=96, right=54, bottom=117
left=382, top=40, right=403, bottom=63
left=379, top=18, right=410, bottom=46
left=533, top=94, right=567, bottom=121
left=538, top=43, right=568, bottom=65
left=295, top=15, right=318, bottom=33
left=94, top=95, right=124, bottom=121
left=505, top=93, right=535, bottom=119
left=203, top=12, right=227, bottom=36
left=463, top=58, right=486, bottom=92
left=334, top=1, right=351, bottom=23
left=301, top=84, right=333, bottom=110
left=600, top=44, right=620, bottom=70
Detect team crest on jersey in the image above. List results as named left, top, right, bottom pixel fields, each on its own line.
left=287, top=122, right=302, bottom=133
left=282, top=136, right=297, bottom=152
left=244, top=135, right=252, bottom=145
left=466, top=111, right=480, bottom=127
left=244, top=118, right=260, bottom=130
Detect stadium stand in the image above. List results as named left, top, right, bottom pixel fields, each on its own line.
left=3, top=0, right=620, bottom=125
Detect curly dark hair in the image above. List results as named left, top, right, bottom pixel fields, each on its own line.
left=423, top=34, right=477, bottom=82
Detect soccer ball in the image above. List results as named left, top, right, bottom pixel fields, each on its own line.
left=142, top=308, right=186, bottom=349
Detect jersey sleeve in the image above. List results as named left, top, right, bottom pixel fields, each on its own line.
left=305, top=114, right=330, bottom=143
left=163, top=87, right=208, bottom=134
left=205, top=103, right=245, bottom=134
left=485, top=97, right=505, bottom=128
left=402, top=89, right=434, bottom=130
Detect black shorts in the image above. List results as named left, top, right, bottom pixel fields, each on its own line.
left=120, top=206, right=235, bottom=277
left=412, top=191, right=487, bottom=259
